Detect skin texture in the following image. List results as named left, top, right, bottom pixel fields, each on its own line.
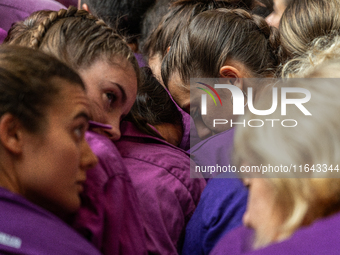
left=0, top=80, right=98, bottom=217
left=265, top=0, right=287, bottom=28
left=79, top=57, right=138, bottom=141
left=242, top=178, right=283, bottom=248
left=148, top=54, right=164, bottom=86
left=167, top=64, right=248, bottom=140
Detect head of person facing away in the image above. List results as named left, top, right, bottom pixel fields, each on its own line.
left=5, top=6, right=140, bottom=141
left=126, top=67, right=183, bottom=146
left=281, top=35, right=340, bottom=78
left=233, top=69, right=340, bottom=249
left=280, top=0, right=340, bottom=58
left=161, top=8, right=285, bottom=139
left=143, top=0, right=259, bottom=85
left=78, top=0, right=156, bottom=51
left=0, top=45, right=97, bottom=218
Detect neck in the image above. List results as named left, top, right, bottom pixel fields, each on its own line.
left=0, top=163, right=21, bottom=195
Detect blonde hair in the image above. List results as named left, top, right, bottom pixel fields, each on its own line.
left=280, top=0, right=340, bottom=58
left=234, top=77, right=340, bottom=247
left=282, top=35, right=340, bottom=78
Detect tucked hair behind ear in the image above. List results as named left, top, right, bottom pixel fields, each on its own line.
left=143, top=0, right=258, bottom=60
left=162, top=8, right=284, bottom=87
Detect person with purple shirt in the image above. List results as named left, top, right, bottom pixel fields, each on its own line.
left=5, top=7, right=148, bottom=254
left=0, top=0, right=65, bottom=31
left=161, top=8, right=284, bottom=255
left=115, top=67, right=206, bottom=254
left=0, top=45, right=100, bottom=255
left=211, top=64, right=340, bottom=254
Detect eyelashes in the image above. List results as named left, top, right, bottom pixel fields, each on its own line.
left=106, top=92, right=117, bottom=105
left=73, top=123, right=87, bottom=142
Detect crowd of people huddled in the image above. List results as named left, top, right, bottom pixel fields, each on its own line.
left=0, top=0, right=339, bottom=254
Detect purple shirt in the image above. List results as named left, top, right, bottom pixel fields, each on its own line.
left=115, top=121, right=206, bottom=254
left=164, top=86, right=193, bottom=151
left=71, top=131, right=147, bottom=255
left=182, top=129, right=248, bottom=255
left=55, top=0, right=77, bottom=7
left=0, top=187, right=101, bottom=255
left=0, top=0, right=65, bottom=31
left=211, top=212, right=340, bottom=255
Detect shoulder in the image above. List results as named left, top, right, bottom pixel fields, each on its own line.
left=0, top=188, right=100, bottom=255
left=0, top=0, right=65, bottom=14
left=86, top=131, right=128, bottom=177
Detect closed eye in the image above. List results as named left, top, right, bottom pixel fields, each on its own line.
left=190, top=107, right=200, bottom=119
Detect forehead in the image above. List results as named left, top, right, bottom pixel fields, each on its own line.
left=81, top=56, right=138, bottom=95
left=48, top=78, right=89, bottom=116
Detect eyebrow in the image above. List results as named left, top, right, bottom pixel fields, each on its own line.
left=112, top=82, right=127, bottom=103
left=74, top=111, right=90, bottom=122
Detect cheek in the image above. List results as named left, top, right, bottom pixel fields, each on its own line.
left=201, top=100, right=235, bottom=133
left=243, top=182, right=277, bottom=234
left=52, top=143, right=83, bottom=212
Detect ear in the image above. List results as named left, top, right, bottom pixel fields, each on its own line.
left=0, top=113, right=24, bottom=154
left=219, top=65, right=244, bottom=90
left=167, top=46, right=171, bottom=53
left=82, top=3, right=90, bottom=13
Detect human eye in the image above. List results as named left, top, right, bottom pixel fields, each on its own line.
left=73, top=123, right=87, bottom=141
left=106, top=92, right=117, bottom=105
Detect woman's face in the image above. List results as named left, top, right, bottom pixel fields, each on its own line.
left=167, top=73, right=241, bottom=140
left=265, top=0, right=287, bottom=28
left=79, top=57, right=138, bottom=140
left=18, top=80, right=98, bottom=215
left=243, top=178, right=283, bottom=247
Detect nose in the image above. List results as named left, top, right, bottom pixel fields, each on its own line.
left=80, top=140, right=98, bottom=171
left=107, top=123, right=121, bottom=141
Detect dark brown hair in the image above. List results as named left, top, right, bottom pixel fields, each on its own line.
left=127, top=67, right=182, bottom=139
left=143, top=0, right=257, bottom=60
left=0, top=45, right=84, bottom=133
left=81, top=0, right=155, bottom=44
left=162, top=8, right=284, bottom=86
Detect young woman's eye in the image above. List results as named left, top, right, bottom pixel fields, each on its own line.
left=106, top=92, right=117, bottom=104
left=74, top=125, right=86, bottom=140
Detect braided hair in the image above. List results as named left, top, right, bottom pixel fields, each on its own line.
left=161, top=8, right=285, bottom=86
left=5, top=6, right=140, bottom=85
left=143, top=0, right=258, bottom=59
